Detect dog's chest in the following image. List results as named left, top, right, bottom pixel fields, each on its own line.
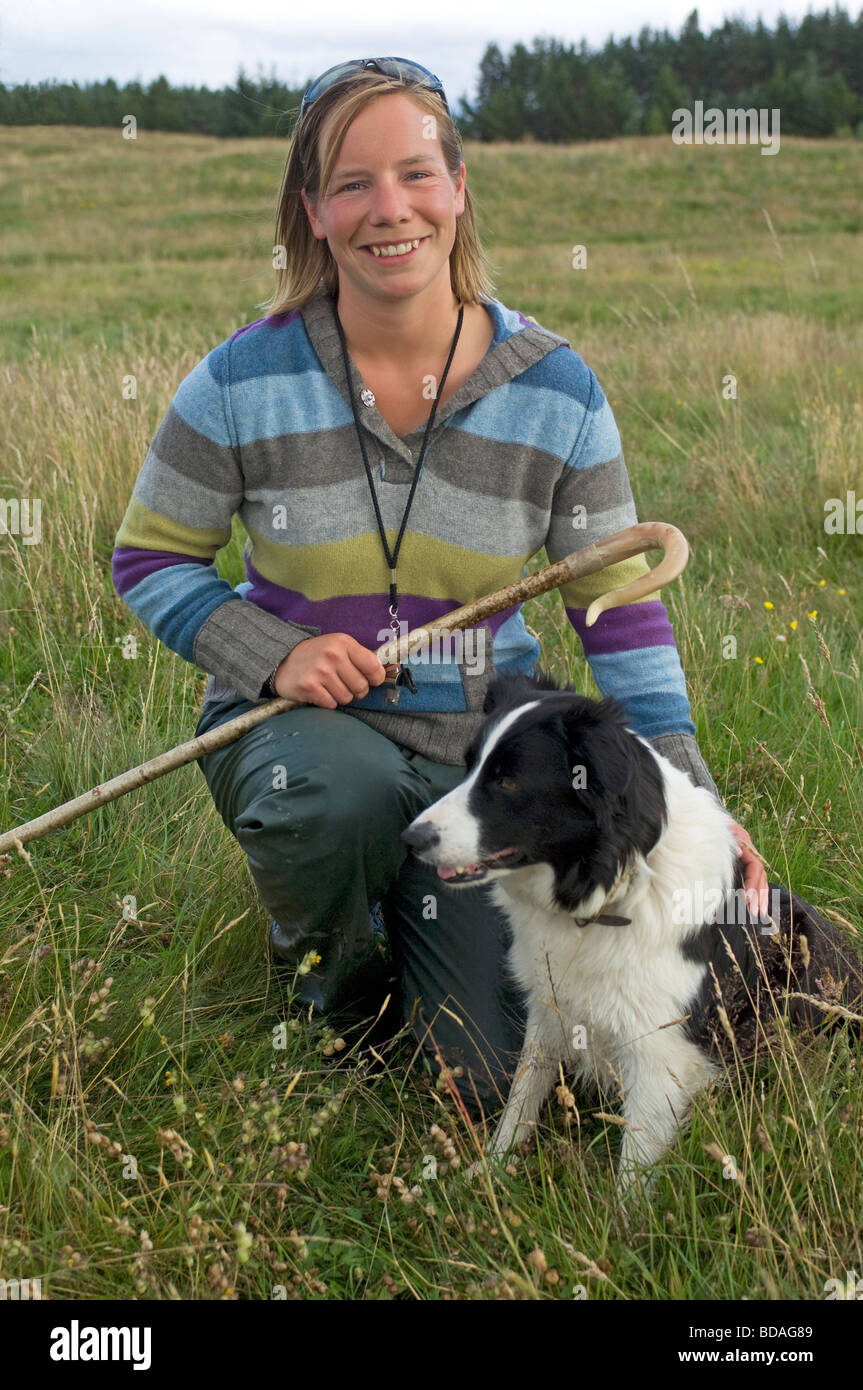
left=492, top=876, right=705, bottom=1065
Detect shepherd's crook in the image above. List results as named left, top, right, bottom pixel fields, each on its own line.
left=0, top=522, right=688, bottom=854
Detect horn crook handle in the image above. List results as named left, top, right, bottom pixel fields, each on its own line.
left=0, top=522, right=688, bottom=853
left=581, top=520, right=689, bottom=627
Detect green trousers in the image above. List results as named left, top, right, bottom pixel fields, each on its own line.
left=194, top=696, right=528, bottom=1113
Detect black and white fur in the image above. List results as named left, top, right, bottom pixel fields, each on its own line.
left=401, top=671, right=862, bottom=1190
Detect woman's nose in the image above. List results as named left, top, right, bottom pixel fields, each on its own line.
left=367, top=174, right=412, bottom=221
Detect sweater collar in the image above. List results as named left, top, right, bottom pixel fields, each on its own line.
left=300, top=280, right=570, bottom=464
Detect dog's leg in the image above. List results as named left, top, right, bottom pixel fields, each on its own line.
left=487, top=1006, right=559, bottom=1160
left=616, top=1037, right=712, bottom=1194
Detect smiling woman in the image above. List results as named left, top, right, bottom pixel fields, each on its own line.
left=111, top=55, right=766, bottom=1115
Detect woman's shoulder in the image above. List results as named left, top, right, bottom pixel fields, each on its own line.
left=487, top=295, right=605, bottom=408
left=224, top=306, right=318, bottom=373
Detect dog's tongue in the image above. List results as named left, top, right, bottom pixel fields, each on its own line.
left=438, top=864, right=476, bottom=880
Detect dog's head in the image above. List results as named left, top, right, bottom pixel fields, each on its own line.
left=400, top=669, right=667, bottom=915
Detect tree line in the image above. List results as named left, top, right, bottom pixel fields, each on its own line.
left=2, top=8, right=861, bottom=142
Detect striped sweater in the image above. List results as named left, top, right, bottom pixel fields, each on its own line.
left=112, top=281, right=715, bottom=786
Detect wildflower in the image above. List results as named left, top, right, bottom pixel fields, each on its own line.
left=818, top=579, right=826, bottom=588
left=807, top=610, right=818, bottom=620
left=790, top=620, right=798, bottom=631
left=754, top=656, right=764, bottom=664
left=838, top=588, right=846, bottom=595
left=763, top=601, right=774, bottom=610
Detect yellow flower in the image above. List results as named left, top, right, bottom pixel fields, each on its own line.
left=754, top=656, right=764, bottom=664
left=790, top=619, right=798, bottom=630
left=818, top=579, right=826, bottom=587
left=807, top=610, right=818, bottom=620
left=763, top=600, right=774, bottom=610
left=838, top=588, right=846, bottom=595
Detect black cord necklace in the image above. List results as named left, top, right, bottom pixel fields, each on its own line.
left=333, top=297, right=464, bottom=704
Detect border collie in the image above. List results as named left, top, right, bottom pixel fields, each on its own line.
left=401, top=671, right=862, bottom=1189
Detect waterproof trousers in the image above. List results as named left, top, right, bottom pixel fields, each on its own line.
left=194, top=695, right=528, bottom=1113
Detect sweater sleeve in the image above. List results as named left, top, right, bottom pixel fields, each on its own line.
left=543, top=366, right=696, bottom=741
left=111, top=341, right=320, bottom=700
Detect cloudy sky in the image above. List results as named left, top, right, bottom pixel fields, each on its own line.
left=0, top=0, right=831, bottom=109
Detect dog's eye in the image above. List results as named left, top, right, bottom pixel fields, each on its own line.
left=496, top=776, right=517, bottom=792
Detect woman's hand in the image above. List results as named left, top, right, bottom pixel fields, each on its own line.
left=273, top=634, right=387, bottom=708
left=729, top=821, right=769, bottom=919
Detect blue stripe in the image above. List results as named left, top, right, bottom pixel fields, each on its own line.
left=171, top=353, right=234, bottom=447
left=119, top=561, right=237, bottom=662
left=491, top=609, right=542, bottom=673
left=586, top=646, right=696, bottom=738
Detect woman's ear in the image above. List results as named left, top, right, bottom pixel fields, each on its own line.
left=300, top=188, right=326, bottom=240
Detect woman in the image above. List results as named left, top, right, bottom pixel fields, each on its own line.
left=112, top=56, right=767, bottom=1113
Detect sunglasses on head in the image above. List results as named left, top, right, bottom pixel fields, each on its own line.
left=300, top=57, right=450, bottom=118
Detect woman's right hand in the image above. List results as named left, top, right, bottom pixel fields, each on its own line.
left=272, top=634, right=387, bottom=708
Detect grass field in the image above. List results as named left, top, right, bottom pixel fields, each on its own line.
left=1, top=124, right=861, bottom=1301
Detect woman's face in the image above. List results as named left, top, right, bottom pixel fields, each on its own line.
left=301, top=91, right=466, bottom=308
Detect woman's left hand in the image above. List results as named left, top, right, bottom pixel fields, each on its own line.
left=729, top=821, right=769, bottom=918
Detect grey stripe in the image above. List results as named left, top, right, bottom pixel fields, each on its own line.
left=144, top=407, right=241, bottom=494
left=247, top=473, right=553, bottom=556
left=240, top=426, right=568, bottom=507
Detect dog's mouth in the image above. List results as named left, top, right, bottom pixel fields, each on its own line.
left=436, top=846, right=523, bottom=883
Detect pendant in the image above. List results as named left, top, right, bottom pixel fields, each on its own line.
left=360, top=388, right=375, bottom=407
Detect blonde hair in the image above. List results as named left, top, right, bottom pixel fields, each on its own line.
left=259, top=71, right=496, bottom=314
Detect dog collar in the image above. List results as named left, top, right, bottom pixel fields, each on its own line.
left=573, top=867, right=635, bottom=927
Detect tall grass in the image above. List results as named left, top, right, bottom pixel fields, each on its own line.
left=0, top=126, right=861, bottom=1300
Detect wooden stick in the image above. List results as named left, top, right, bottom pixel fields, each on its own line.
left=0, top=522, right=687, bottom=854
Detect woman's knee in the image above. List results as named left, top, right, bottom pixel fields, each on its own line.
left=208, top=707, right=412, bottom=841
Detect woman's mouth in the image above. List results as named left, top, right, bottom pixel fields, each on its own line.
left=361, top=236, right=425, bottom=262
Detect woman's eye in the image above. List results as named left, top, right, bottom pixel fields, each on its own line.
left=339, top=171, right=430, bottom=193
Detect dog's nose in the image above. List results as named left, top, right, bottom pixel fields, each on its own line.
left=401, top=821, right=440, bottom=851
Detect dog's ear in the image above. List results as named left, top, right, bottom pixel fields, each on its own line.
left=559, top=697, right=627, bottom=790
left=482, top=667, right=569, bottom=715
left=530, top=665, right=567, bottom=693
left=562, top=698, right=666, bottom=851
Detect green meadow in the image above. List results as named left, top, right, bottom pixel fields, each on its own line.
left=0, top=124, right=861, bottom=1300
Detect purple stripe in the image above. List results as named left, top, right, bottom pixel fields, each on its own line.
left=231, top=309, right=302, bottom=342
left=112, top=546, right=210, bottom=593
left=566, top=599, right=678, bottom=656
left=244, top=557, right=518, bottom=648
